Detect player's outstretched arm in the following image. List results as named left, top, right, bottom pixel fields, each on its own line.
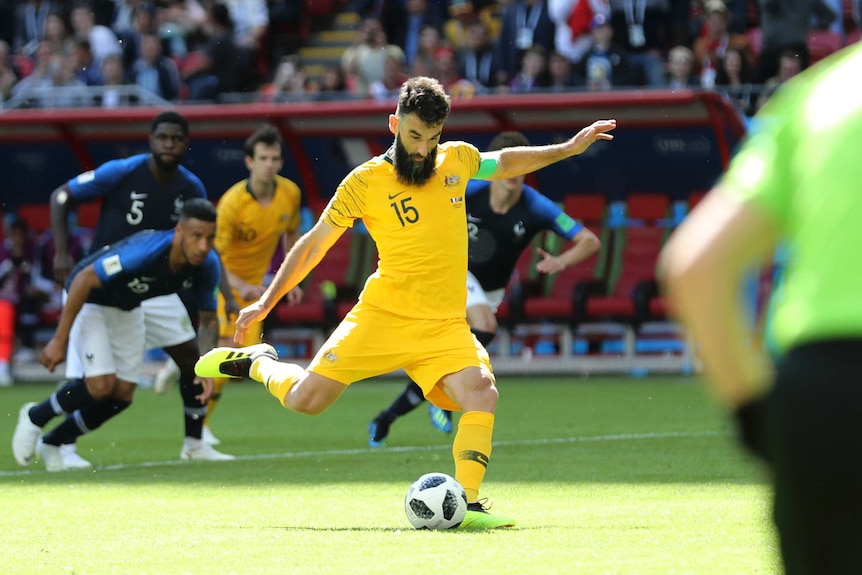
left=234, top=220, right=345, bottom=341
left=481, top=120, right=616, bottom=180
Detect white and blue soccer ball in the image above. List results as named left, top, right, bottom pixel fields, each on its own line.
left=404, top=472, right=467, bottom=530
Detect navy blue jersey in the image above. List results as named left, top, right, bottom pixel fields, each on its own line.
left=67, top=154, right=207, bottom=252
left=466, top=180, right=584, bottom=291
left=67, top=229, right=220, bottom=312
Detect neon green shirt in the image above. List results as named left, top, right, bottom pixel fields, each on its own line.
left=723, top=43, right=862, bottom=354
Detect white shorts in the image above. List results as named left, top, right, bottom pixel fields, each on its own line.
left=65, top=293, right=195, bottom=378
left=141, top=293, right=196, bottom=350
left=66, top=304, right=145, bottom=382
left=465, top=271, right=505, bottom=313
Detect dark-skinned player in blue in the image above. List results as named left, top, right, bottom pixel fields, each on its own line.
left=14, top=112, right=233, bottom=469
left=13, top=199, right=222, bottom=471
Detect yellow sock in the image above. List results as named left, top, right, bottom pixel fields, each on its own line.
left=204, top=377, right=228, bottom=427
left=453, top=410, right=494, bottom=503
left=250, top=356, right=305, bottom=408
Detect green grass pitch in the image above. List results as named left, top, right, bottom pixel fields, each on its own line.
left=1, top=376, right=780, bottom=574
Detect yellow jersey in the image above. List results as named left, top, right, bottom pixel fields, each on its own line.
left=323, top=141, right=481, bottom=319
left=216, top=176, right=302, bottom=285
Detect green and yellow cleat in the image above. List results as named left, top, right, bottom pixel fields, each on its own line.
left=194, top=343, right=278, bottom=379
left=458, top=501, right=516, bottom=530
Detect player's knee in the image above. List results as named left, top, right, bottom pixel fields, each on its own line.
left=85, top=375, right=118, bottom=400
left=287, top=393, right=327, bottom=416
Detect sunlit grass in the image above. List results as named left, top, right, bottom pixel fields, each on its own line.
left=1, top=377, right=780, bottom=574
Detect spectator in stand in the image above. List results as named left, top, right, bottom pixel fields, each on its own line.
left=547, top=49, right=579, bottom=90
left=607, top=0, right=671, bottom=87
left=116, top=2, right=158, bottom=71
left=508, top=44, right=549, bottom=91
left=457, top=18, right=499, bottom=92
left=13, top=1, right=58, bottom=57
left=71, top=37, right=104, bottom=86
left=431, top=45, right=474, bottom=96
left=223, top=0, right=269, bottom=90
left=341, top=17, right=405, bottom=97
left=715, top=45, right=755, bottom=117
left=410, top=24, right=445, bottom=77
left=132, top=32, right=181, bottom=101
left=495, top=0, right=556, bottom=87
left=755, top=48, right=803, bottom=112
left=263, top=54, right=311, bottom=101
left=182, top=2, right=239, bottom=101
left=757, top=0, right=835, bottom=82
left=691, top=0, right=752, bottom=89
left=665, top=44, right=696, bottom=89
left=44, top=11, right=74, bottom=55
left=311, top=63, right=348, bottom=101
left=400, top=0, right=445, bottom=70
left=70, top=1, right=122, bottom=66
left=369, top=51, right=409, bottom=100
left=0, top=218, right=53, bottom=386
left=98, top=53, right=135, bottom=107
left=549, top=0, right=610, bottom=65
left=579, top=13, right=633, bottom=90
left=0, top=40, right=19, bottom=100
left=111, top=0, right=141, bottom=35
left=157, top=0, right=207, bottom=59
left=10, top=40, right=62, bottom=104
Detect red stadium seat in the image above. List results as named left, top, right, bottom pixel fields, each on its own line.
left=15, top=203, right=51, bottom=233
left=807, top=29, right=844, bottom=65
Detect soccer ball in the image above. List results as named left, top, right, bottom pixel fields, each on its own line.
left=404, top=472, right=467, bottom=530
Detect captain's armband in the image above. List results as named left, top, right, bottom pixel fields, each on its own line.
left=475, top=157, right=499, bottom=180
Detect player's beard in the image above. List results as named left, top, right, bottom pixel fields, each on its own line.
left=393, top=135, right=437, bottom=186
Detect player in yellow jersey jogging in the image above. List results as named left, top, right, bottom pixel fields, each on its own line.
left=156, top=124, right=303, bottom=446
left=196, top=76, right=615, bottom=529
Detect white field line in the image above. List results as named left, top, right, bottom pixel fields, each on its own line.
left=0, top=430, right=724, bottom=478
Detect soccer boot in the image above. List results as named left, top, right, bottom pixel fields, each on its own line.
left=368, top=415, right=391, bottom=447
left=12, top=402, right=42, bottom=466
left=180, top=439, right=236, bottom=461
left=202, top=425, right=221, bottom=445
left=458, top=500, right=516, bottom=530
left=36, top=440, right=92, bottom=472
left=153, top=358, right=180, bottom=395
left=59, top=444, right=94, bottom=470
left=194, top=343, right=277, bottom=379
left=428, top=405, right=453, bottom=434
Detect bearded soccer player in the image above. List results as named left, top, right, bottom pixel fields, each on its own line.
left=195, top=76, right=616, bottom=529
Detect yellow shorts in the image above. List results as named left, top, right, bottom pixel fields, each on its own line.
left=307, top=301, right=493, bottom=412
left=217, top=291, right=262, bottom=345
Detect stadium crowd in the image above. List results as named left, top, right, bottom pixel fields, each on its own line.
left=0, top=0, right=858, bottom=117
left=1, top=0, right=858, bottom=381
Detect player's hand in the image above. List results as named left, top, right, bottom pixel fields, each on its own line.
left=285, top=286, right=303, bottom=306
left=53, top=252, right=75, bottom=284
left=535, top=248, right=566, bottom=275
left=234, top=300, right=270, bottom=344
left=568, top=119, right=616, bottom=156
left=194, top=376, right=215, bottom=402
left=40, top=337, right=67, bottom=372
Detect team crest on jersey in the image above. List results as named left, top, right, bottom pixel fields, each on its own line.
left=323, top=351, right=338, bottom=364
left=513, top=221, right=526, bottom=238
left=443, top=175, right=460, bottom=187
left=450, top=196, right=464, bottom=208
left=280, top=214, right=290, bottom=223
